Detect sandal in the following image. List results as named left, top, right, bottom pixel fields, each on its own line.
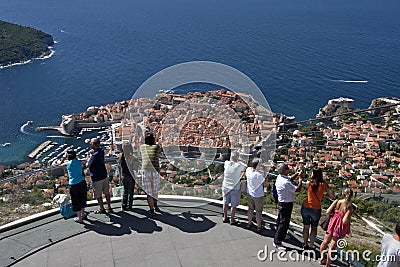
left=230, top=220, right=239, bottom=225
left=247, top=222, right=253, bottom=229
left=256, top=227, right=263, bottom=233
left=94, top=208, right=106, bottom=214
left=106, top=208, right=114, bottom=214
left=223, top=218, right=229, bottom=223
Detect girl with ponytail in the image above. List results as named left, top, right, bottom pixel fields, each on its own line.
left=320, top=188, right=354, bottom=266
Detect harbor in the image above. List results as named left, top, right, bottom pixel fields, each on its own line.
left=27, top=141, right=55, bottom=159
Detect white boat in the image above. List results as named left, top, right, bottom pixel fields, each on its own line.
left=2, top=143, right=10, bottom=147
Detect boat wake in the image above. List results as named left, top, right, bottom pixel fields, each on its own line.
left=47, top=135, right=71, bottom=138
left=331, top=79, right=368, bottom=83
left=20, top=121, right=34, bottom=135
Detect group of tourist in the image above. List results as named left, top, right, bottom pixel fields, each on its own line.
left=222, top=153, right=400, bottom=266
left=60, top=136, right=399, bottom=266
left=60, top=132, right=162, bottom=223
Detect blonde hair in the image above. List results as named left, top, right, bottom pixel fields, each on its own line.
left=343, top=188, right=353, bottom=211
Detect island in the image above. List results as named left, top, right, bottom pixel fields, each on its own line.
left=0, top=20, right=54, bottom=68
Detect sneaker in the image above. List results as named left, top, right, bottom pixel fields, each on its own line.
left=154, top=206, right=161, bottom=213
left=148, top=209, right=155, bottom=218
left=273, top=242, right=286, bottom=251
left=74, top=217, right=83, bottom=223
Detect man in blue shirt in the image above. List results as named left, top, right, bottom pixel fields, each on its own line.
left=86, top=138, right=113, bottom=214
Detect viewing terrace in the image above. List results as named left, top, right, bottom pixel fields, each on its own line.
left=0, top=159, right=356, bottom=267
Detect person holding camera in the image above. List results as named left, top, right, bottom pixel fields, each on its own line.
left=273, top=163, right=303, bottom=251
left=60, top=149, right=87, bottom=223
left=120, top=145, right=137, bottom=211
left=301, top=168, right=335, bottom=250
left=86, top=138, right=113, bottom=214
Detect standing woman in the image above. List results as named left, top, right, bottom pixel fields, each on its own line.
left=61, top=149, right=87, bottom=223
left=301, top=168, right=335, bottom=250
left=140, top=133, right=161, bottom=217
left=320, top=188, right=354, bottom=266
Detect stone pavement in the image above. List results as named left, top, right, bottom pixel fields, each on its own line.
left=1, top=198, right=346, bottom=267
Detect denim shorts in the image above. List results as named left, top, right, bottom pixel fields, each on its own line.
left=301, top=206, right=322, bottom=227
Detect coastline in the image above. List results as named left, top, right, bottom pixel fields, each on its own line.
left=0, top=46, right=55, bottom=70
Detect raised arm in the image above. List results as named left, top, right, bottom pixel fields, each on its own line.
left=295, top=170, right=303, bottom=192
left=324, top=182, right=336, bottom=200
left=326, top=199, right=339, bottom=215
left=343, top=206, right=353, bottom=224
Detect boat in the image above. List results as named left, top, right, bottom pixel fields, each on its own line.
left=2, top=143, right=10, bottom=147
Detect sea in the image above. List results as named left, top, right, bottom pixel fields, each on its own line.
left=0, top=0, right=399, bottom=165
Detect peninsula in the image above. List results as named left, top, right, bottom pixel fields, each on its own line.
left=0, top=20, right=54, bottom=68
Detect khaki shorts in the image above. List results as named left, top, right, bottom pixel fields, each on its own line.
left=92, top=178, right=110, bottom=199
left=247, top=194, right=264, bottom=213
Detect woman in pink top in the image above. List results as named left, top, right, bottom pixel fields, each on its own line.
left=320, top=188, right=354, bottom=266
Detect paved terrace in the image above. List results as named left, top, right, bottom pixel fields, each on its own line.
left=0, top=197, right=347, bottom=267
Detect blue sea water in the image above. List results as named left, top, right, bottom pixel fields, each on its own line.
left=0, top=0, right=399, bottom=165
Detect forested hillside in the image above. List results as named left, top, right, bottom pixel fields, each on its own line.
left=0, top=20, right=54, bottom=66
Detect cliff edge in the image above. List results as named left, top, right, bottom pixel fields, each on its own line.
left=316, top=97, right=355, bottom=121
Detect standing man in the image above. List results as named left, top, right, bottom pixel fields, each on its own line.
left=273, top=163, right=303, bottom=250
left=86, top=138, right=113, bottom=214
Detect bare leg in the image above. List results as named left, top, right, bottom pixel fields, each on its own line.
left=303, top=225, right=310, bottom=246
left=105, top=193, right=112, bottom=210
left=223, top=204, right=229, bottom=221
left=326, top=237, right=338, bottom=267
left=97, top=197, right=105, bottom=210
left=147, top=195, right=154, bottom=210
left=230, top=207, right=237, bottom=223
left=320, top=233, right=332, bottom=264
left=309, top=226, right=318, bottom=248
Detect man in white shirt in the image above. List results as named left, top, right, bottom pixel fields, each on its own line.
left=273, top=163, right=303, bottom=250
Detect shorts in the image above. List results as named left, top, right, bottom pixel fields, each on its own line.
left=92, top=178, right=110, bottom=199
left=222, top=188, right=241, bottom=207
left=141, top=171, right=160, bottom=198
left=247, top=194, right=264, bottom=213
left=301, top=206, right=322, bottom=227
left=69, top=180, right=87, bottom=212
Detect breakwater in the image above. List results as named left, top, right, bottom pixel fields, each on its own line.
left=27, top=141, right=53, bottom=159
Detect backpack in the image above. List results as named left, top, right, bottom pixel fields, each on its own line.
left=272, top=183, right=278, bottom=203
